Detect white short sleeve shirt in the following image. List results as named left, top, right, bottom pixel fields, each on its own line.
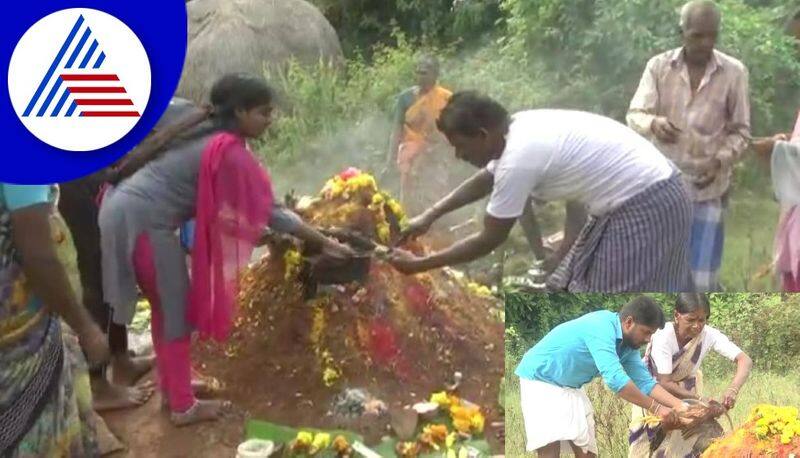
left=649, top=322, right=743, bottom=376
left=485, top=110, right=674, bottom=219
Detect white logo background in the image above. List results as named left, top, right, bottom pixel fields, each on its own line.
left=7, top=8, right=151, bottom=152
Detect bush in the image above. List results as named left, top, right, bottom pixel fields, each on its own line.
left=499, top=0, right=800, bottom=133
left=309, top=0, right=503, bottom=54
left=505, top=293, right=800, bottom=378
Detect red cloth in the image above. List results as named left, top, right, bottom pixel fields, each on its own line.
left=188, top=132, right=274, bottom=341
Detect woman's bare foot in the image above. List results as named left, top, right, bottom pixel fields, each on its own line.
left=111, top=354, right=155, bottom=386
left=170, top=399, right=230, bottom=427
left=92, top=376, right=155, bottom=411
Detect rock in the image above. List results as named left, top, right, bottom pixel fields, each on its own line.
left=177, top=0, right=344, bottom=104
left=389, top=407, right=418, bottom=441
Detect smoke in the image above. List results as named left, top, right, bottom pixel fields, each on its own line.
left=263, top=112, right=397, bottom=198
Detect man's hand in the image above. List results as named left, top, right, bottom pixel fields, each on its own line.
left=722, top=388, right=738, bottom=410
left=398, top=210, right=437, bottom=244
left=657, top=406, right=681, bottom=430
left=321, top=238, right=356, bottom=260
left=387, top=248, right=428, bottom=274
left=688, top=157, right=721, bottom=189
left=752, top=133, right=789, bottom=158
left=652, top=117, right=682, bottom=144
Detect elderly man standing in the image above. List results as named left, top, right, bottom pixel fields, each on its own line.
left=627, top=0, right=750, bottom=291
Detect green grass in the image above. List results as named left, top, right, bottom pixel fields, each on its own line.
left=719, top=185, right=780, bottom=292
left=504, top=364, right=800, bottom=457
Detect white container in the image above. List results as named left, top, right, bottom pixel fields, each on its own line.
left=236, top=439, right=275, bottom=458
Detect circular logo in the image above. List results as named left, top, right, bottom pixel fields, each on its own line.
left=8, top=8, right=151, bottom=152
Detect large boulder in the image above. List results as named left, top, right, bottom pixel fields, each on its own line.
left=177, top=0, right=343, bottom=104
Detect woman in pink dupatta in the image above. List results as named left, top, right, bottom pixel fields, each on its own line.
left=754, top=111, right=800, bottom=292
left=103, top=74, right=353, bottom=426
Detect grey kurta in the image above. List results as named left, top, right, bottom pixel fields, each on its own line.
left=100, top=101, right=300, bottom=340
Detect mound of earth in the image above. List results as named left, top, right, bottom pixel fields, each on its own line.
left=194, top=168, right=505, bottom=453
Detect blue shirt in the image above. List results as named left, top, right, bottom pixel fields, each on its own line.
left=0, top=184, right=50, bottom=211
left=515, top=310, right=657, bottom=394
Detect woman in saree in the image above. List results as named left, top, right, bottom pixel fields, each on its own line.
left=0, top=183, right=109, bottom=457
left=753, top=110, right=800, bottom=292
left=387, top=55, right=457, bottom=217
left=628, top=293, right=751, bottom=457
left=99, top=73, right=354, bottom=426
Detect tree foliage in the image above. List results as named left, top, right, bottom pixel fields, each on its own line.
left=505, top=292, right=800, bottom=375
left=499, top=0, right=800, bottom=132
left=308, top=0, right=503, bottom=53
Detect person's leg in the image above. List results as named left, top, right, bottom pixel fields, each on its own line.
left=58, top=180, right=153, bottom=410
left=133, top=232, right=225, bottom=424
left=568, top=441, right=597, bottom=458
left=535, top=442, right=560, bottom=458
left=133, top=234, right=175, bottom=403
left=518, top=198, right=547, bottom=260
left=689, top=199, right=724, bottom=292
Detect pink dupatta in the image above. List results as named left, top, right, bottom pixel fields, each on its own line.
left=188, top=131, right=274, bottom=341
left=774, top=111, right=800, bottom=285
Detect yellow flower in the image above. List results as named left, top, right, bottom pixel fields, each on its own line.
left=453, top=418, right=472, bottom=434
left=296, top=431, right=313, bottom=446
left=283, top=249, right=303, bottom=280
left=446, top=432, right=457, bottom=448
left=311, top=433, right=331, bottom=452
left=322, top=367, right=340, bottom=387
left=430, top=391, right=451, bottom=407
left=387, top=198, right=406, bottom=219
left=470, top=411, right=485, bottom=433
left=467, top=282, right=492, bottom=297
left=376, top=222, right=391, bottom=244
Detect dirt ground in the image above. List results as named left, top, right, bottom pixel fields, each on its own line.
left=101, top=258, right=504, bottom=457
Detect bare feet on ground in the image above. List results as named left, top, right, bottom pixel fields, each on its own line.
left=112, top=354, right=156, bottom=386
left=170, top=399, right=231, bottom=427
left=92, top=377, right=155, bottom=411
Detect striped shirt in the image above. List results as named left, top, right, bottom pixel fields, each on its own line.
left=627, top=48, right=751, bottom=202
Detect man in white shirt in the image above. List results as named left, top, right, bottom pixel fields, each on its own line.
left=388, top=91, right=693, bottom=292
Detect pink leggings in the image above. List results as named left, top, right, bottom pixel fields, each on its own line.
left=784, top=272, right=800, bottom=293
left=133, top=233, right=195, bottom=412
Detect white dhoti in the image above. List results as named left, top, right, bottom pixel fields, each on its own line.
left=519, top=378, right=598, bottom=455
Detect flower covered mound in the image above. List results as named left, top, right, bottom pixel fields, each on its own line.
left=703, top=405, right=800, bottom=457
left=304, top=167, right=408, bottom=244
left=195, top=167, right=504, bottom=453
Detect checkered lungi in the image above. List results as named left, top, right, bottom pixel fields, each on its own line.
left=547, top=173, right=693, bottom=292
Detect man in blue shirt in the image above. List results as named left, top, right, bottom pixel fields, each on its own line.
left=515, top=296, right=686, bottom=457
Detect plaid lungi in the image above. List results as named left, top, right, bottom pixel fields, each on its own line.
left=690, top=197, right=726, bottom=292
left=547, top=173, right=693, bottom=292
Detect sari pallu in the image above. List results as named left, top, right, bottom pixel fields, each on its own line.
left=0, top=196, right=99, bottom=457
left=771, top=112, right=800, bottom=291
left=0, top=235, right=65, bottom=455
left=397, top=85, right=453, bottom=215
left=628, top=334, right=705, bottom=458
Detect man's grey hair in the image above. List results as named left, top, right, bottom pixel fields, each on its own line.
left=679, top=0, right=721, bottom=31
